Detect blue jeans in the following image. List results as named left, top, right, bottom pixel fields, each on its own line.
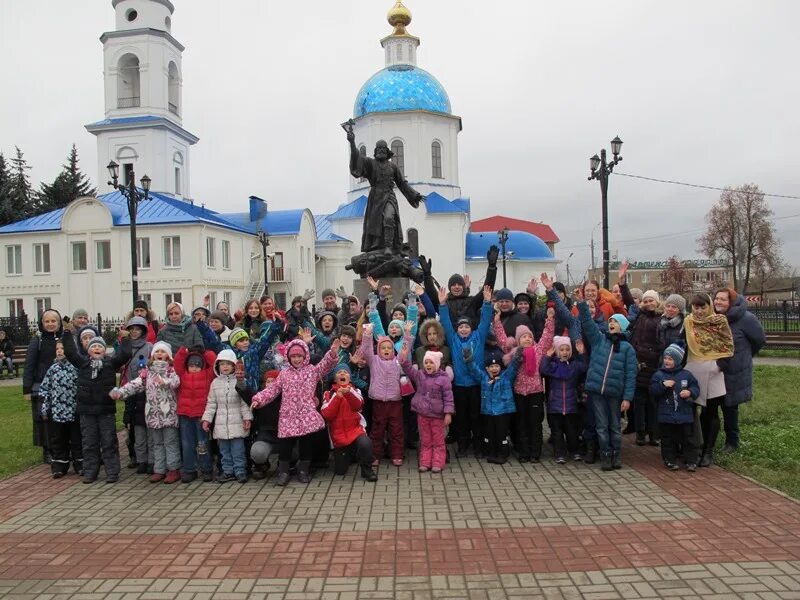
left=180, top=417, right=212, bottom=475
left=218, top=438, right=247, bottom=477
left=590, top=393, right=622, bottom=457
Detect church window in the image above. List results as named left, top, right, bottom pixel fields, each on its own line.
left=163, top=236, right=181, bottom=268
left=33, top=243, right=50, bottom=274
left=165, top=16, right=171, bottom=31
left=6, top=245, right=21, bottom=275
left=431, top=141, right=443, bottom=178
left=206, top=237, right=216, bottom=268
left=117, top=53, right=140, bottom=108
left=71, top=242, right=87, bottom=272
left=391, top=140, right=404, bottom=175
left=174, top=167, right=181, bottom=194
left=136, top=238, right=150, bottom=269
left=123, top=163, right=134, bottom=186
left=96, top=240, right=111, bottom=271
left=168, top=62, right=180, bottom=115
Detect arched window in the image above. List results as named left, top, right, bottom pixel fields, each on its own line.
left=358, top=145, right=367, bottom=182
left=391, top=140, right=404, bottom=175
left=431, top=141, right=443, bottom=178
left=117, top=146, right=138, bottom=185
left=173, top=152, right=184, bottom=195
left=117, top=53, right=140, bottom=108
left=167, top=61, right=180, bottom=115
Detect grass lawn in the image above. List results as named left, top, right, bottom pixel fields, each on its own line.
left=758, top=348, right=800, bottom=359
left=0, top=386, right=124, bottom=480
left=715, top=365, right=800, bottom=500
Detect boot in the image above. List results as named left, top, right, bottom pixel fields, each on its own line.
left=600, top=454, right=613, bottom=471
left=699, top=450, right=713, bottom=468
left=296, top=460, right=312, bottom=484
left=274, top=461, right=291, bottom=486
left=612, top=454, right=622, bottom=470
left=584, top=441, right=597, bottom=464
left=164, top=470, right=181, bottom=484
left=251, top=464, right=268, bottom=480
left=360, top=463, right=378, bottom=482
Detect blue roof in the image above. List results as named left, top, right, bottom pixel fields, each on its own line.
left=354, top=65, right=451, bottom=117
left=328, top=195, right=368, bottom=221
left=85, top=116, right=164, bottom=127
left=328, top=193, right=468, bottom=221
left=465, top=231, right=554, bottom=262
left=222, top=209, right=307, bottom=236
left=452, top=198, right=470, bottom=213
left=314, top=214, right=351, bottom=242
left=424, top=192, right=468, bottom=214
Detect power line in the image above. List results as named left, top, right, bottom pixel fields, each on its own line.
left=615, top=172, right=800, bottom=200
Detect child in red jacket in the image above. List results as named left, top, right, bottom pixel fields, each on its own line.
left=321, top=364, right=378, bottom=482
left=174, top=345, right=217, bottom=483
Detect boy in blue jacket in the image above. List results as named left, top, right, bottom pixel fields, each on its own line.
left=577, top=299, right=638, bottom=472
left=650, top=344, right=701, bottom=471
left=466, top=346, right=522, bottom=464
left=438, top=284, right=494, bottom=458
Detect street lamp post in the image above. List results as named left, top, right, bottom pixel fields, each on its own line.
left=565, top=252, right=574, bottom=288
left=107, top=161, right=151, bottom=307
left=257, top=230, right=270, bottom=297
left=498, top=227, right=510, bottom=288
left=588, top=136, right=623, bottom=290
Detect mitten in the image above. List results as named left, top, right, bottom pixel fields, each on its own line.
left=368, top=292, right=379, bottom=311
left=486, top=244, right=500, bottom=268
left=302, top=288, right=315, bottom=301
left=335, top=285, right=348, bottom=300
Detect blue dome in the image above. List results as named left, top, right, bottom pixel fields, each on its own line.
left=354, top=65, right=451, bottom=117
left=465, top=231, right=554, bottom=261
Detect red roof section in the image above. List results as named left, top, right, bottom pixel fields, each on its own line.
left=470, top=215, right=560, bottom=243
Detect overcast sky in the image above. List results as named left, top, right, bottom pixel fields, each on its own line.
left=1, top=0, right=798, bottom=278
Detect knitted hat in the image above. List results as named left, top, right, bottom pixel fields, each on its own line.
left=208, top=310, right=227, bottom=324
left=390, top=303, right=407, bottom=319
left=665, top=294, right=687, bottom=314
left=448, top=273, right=465, bottom=289
left=186, top=353, right=205, bottom=369
left=151, top=341, right=173, bottom=359
left=553, top=336, right=572, bottom=358
left=484, top=347, right=504, bottom=368
left=553, top=281, right=567, bottom=295
left=609, top=313, right=631, bottom=332
left=338, top=324, right=356, bottom=339
left=630, top=288, right=644, bottom=301
left=133, top=299, right=149, bottom=311
left=264, top=369, right=280, bottom=381
left=229, top=327, right=249, bottom=347
left=87, top=336, right=106, bottom=351
left=423, top=350, right=443, bottom=370
left=515, top=325, right=534, bottom=344
left=78, top=325, right=100, bottom=340
left=388, top=319, right=405, bottom=332
left=333, top=363, right=352, bottom=377
left=72, top=308, right=89, bottom=320
left=321, top=288, right=336, bottom=300
left=494, top=288, right=514, bottom=302
left=192, top=306, right=210, bottom=318
left=514, top=292, right=532, bottom=305
left=456, top=316, right=472, bottom=329
left=642, top=290, right=660, bottom=303
left=663, top=343, right=685, bottom=365
left=125, top=316, right=148, bottom=335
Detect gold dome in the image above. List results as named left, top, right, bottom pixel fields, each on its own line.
left=387, top=1, right=412, bottom=35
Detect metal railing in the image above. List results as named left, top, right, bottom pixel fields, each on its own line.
left=117, top=96, right=141, bottom=108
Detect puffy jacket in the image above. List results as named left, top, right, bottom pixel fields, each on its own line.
left=469, top=353, right=521, bottom=416
left=232, top=321, right=281, bottom=391
left=495, top=317, right=554, bottom=395
left=539, top=354, right=587, bottom=415
left=203, top=371, right=253, bottom=440
left=650, top=367, right=700, bottom=425
left=321, top=384, right=366, bottom=448
left=368, top=302, right=418, bottom=353
left=117, top=360, right=180, bottom=429
left=716, top=295, right=766, bottom=406
left=174, top=347, right=217, bottom=418
left=534, top=290, right=578, bottom=341
left=440, top=301, right=493, bottom=387
left=157, top=317, right=203, bottom=353
left=359, top=332, right=406, bottom=402
left=578, top=301, right=637, bottom=401
left=39, top=359, right=78, bottom=423
left=628, top=308, right=664, bottom=388
left=399, top=358, right=454, bottom=419
left=499, top=309, right=533, bottom=339
left=251, top=338, right=338, bottom=438
left=63, top=330, right=131, bottom=416
left=413, top=319, right=452, bottom=369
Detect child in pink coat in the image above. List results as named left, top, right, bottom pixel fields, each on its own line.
left=251, top=337, right=340, bottom=486
left=494, top=311, right=555, bottom=463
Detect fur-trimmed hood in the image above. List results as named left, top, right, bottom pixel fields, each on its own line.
left=418, top=318, right=444, bottom=346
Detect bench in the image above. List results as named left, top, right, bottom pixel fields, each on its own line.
left=765, top=332, right=800, bottom=350
left=2, top=346, right=27, bottom=378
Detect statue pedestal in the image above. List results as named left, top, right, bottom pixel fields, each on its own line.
left=352, top=277, right=411, bottom=304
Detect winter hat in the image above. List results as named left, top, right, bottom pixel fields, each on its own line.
left=192, top=306, right=210, bottom=318
left=333, top=363, right=352, bottom=377
left=78, top=325, right=100, bottom=341
left=663, top=343, right=685, bottom=365
left=448, top=273, right=466, bottom=289
left=263, top=369, right=280, bottom=381
left=215, top=348, right=237, bottom=373
left=642, top=290, right=660, bottom=303
left=321, top=288, right=336, bottom=300
left=665, top=294, right=687, bottom=314
left=391, top=303, right=407, bottom=319
left=423, top=350, right=443, bottom=370
left=134, top=299, right=149, bottom=311
left=494, top=288, right=514, bottom=302
left=208, top=310, right=227, bottom=324
left=553, top=336, right=572, bottom=357
left=553, top=281, right=567, bottom=295
left=229, top=327, right=249, bottom=347
left=515, top=325, right=534, bottom=344
left=287, top=343, right=306, bottom=358
left=87, top=336, right=106, bottom=351
left=186, top=353, right=205, bottom=369
left=630, top=288, right=644, bottom=301
left=388, top=319, right=405, bottom=333
left=484, top=347, right=504, bottom=368
left=456, top=316, right=472, bottom=329
left=338, top=324, right=356, bottom=339
left=609, top=313, right=631, bottom=332
left=514, top=292, right=532, bottom=305
left=125, top=316, right=148, bottom=335
left=376, top=335, right=394, bottom=352
left=151, top=341, right=173, bottom=360
left=72, top=308, right=89, bottom=320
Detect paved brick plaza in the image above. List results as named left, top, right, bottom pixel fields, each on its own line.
left=0, top=440, right=798, bottom=599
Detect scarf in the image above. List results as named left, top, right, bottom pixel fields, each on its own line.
left=522, top=346, right=538, bottom=376
left=684, top=314, right=734, bottom=360
left=90, top=359, right=104, bottom=379
left=605, top=332, right=625, bottom=352
left=659, top=314, right=682, bottom=331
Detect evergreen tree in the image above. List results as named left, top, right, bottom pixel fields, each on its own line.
left=0, top=147, right=36, bottom=224
left=0, top=153, right=10, bottom=225
left=38, top=144, right=96, bottom=213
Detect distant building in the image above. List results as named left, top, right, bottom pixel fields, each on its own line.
left=587, top=259, right=732, bottom=294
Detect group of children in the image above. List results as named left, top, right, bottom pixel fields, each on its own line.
left=24, top=264, right=715, bottom=487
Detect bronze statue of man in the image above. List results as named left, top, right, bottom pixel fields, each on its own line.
left=346, top=126, right=424, bottom=255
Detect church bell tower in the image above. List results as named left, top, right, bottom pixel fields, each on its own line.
left=85, top=0, right=199, bottom=198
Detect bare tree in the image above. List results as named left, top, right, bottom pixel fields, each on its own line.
left=698, top=184, right=781, bottom=293
left=659, top=256, right=692, bottom=296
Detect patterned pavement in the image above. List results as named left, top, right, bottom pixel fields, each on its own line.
left=0, top=440, right=798, bottom=599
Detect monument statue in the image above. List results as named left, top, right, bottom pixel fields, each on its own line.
left=342, top=119, right=425, bottom=282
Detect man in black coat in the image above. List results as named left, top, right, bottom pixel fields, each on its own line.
left=495, top=288, right=534, bottom=338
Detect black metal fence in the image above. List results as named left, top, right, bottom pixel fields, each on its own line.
left=749, top=303, right=800, bottom=333
left=0, top=313, right=131, bottom=347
